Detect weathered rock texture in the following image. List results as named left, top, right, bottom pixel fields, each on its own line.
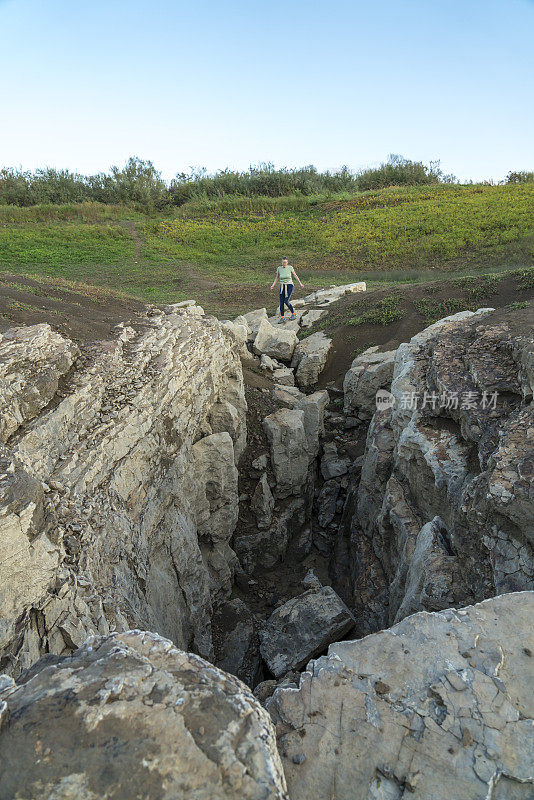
left=253, top=319, right=298, bottom=362
left=267, top=591, right=534, bottom=800
left=346, top=308, right=534, bottom=633
left=343, top=346, right=396, bottom=416
left=259, top=586, right=355, bottom=677
left=0, top=311, right=247, bottom=675
left=0, top=630, right=288, bottom=800
left=291, top=331, right=332, bottom=389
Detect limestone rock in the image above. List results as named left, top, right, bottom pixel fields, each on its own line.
left=272, top=385, right=306, bottom=408
left=0, top=630, right=288, bottom=800
left=243, top=308, right=269, bottom=340
left=268, top=310, right=304, bottom=331
left=347, top=307, right=534, bottom=633
left=317, top=479, right=341, bottom=527
left=213, top=598, right=264, bottom=688
left=260, top=353, right=283, bottom=371
left=321, top=441, right=350, bottom=479
left=251, top=473, right=275, bottom=529
left=221, top=319, right=249, bottom=355
left=251, top=453, right=268, bottom=470
left=233, top=497, right=308, bottom=574
left=253, top=319, right=298, bottom=362
left=0, top=324, right=79, bottom=442
left=267, top=592, right=534, bottom=800
left=301, top=282, right=366, bottom=306
left=291, top=332, right=332, bottom=389
left=259, top=586, right=355, bottom=677
left=263, top=409, right=310, bottom=498
left=272, top=367, right=295, bottom=386
left=300, top=308, right=327, bottom=328
left=295, top=390, right=329, bottom=459
left=343, top=346, right=396, bottom=416
left=0, top=310, right=247, bottom=675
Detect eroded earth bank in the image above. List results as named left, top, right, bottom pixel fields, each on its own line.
left=0, top=291, right=532, bottom=799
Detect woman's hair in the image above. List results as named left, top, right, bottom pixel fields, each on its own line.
left=282, top=256, right=288, bottom=261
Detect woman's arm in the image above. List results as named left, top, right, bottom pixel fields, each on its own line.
left=292, top=269, right=304, bottom=287
left=270, top=269, right=279, bottom=290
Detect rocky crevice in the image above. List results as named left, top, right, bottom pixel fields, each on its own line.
left=0, top=294, right=532, bottom=799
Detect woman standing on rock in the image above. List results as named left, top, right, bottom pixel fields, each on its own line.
left=270, top=257, right=304, bottom=323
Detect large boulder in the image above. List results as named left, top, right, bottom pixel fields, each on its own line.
left=253, top=319, right=298, bottom=362
left=259, top=586, right=355, bottom=677
left=263, top=409, right=310, bottom=498
left=291, top=332, right=332, bottom=389
left=243, top=308, right=269, bottom=341
left=0, top=630, right=288, bottom=800
left=343, top=346, right=396, bottom=416
left=267, top=592, right=534, bottom=800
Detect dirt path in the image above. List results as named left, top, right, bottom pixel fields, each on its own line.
left=0, top=272, right=146, bottom=341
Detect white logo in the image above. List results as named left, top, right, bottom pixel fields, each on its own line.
left=375, top=389, right=395, bottom=410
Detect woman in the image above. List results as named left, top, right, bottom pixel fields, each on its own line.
left=270, top=257, right=304, bottom=323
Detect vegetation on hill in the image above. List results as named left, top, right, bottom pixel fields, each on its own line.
left=0, top=155, right=456, bottom=210
left=0, top=182, right=532, bottom=308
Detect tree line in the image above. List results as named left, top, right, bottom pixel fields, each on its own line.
left=0, top=154, right=530, bottom=211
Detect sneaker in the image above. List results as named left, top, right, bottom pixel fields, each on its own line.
left=277, top=316, right=285, bottom=324
left=289, top=313, right=297, bottom=320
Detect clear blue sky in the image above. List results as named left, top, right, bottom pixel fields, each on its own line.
left=0, top=0, right=532, bottom=182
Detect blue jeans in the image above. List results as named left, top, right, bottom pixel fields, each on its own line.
left=280, top=283, right=294, bottom=316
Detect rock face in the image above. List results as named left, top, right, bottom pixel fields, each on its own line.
left=345, top=308, right=534, bottom=634
left=253, top=319, right=298, bottom=362
left=0, top=312, right=247, bottom=675
left=343, top=346, right=396, bottom=416
left=291, top=331, right=332, bottom=389
left=0, top=630, right=288, bottom=800
left=267, top=592, right=534, bottom=800
left=259, top=586, right=355, bottom=678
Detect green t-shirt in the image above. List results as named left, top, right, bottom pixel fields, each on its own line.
left=277, top=264, right=293, bottom=284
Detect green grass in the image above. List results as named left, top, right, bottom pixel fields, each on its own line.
left=350, top=294, right=404, bottom=326
left=0, top=184, right=532, bottom=305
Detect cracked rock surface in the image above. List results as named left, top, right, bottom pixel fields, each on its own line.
left=0, top=630, right=288, bottom=800
left=267, top=591, right=534, bottom=800
left=0, top=310, right=247, bottom=676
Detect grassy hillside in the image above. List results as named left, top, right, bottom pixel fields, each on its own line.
left=0, top=184, right=532, bottom=312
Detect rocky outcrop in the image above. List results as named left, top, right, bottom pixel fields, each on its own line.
left=343, top=345, right=396, bottom=417
left=267, top=591, right=534, bottom=800
left=291, top=332, right=332, bottom=389
left=346, top=308, right=534, bottom=633
left=0, top=311, right=247, bottom=675
left=0, top=630, right=288, bottom=800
